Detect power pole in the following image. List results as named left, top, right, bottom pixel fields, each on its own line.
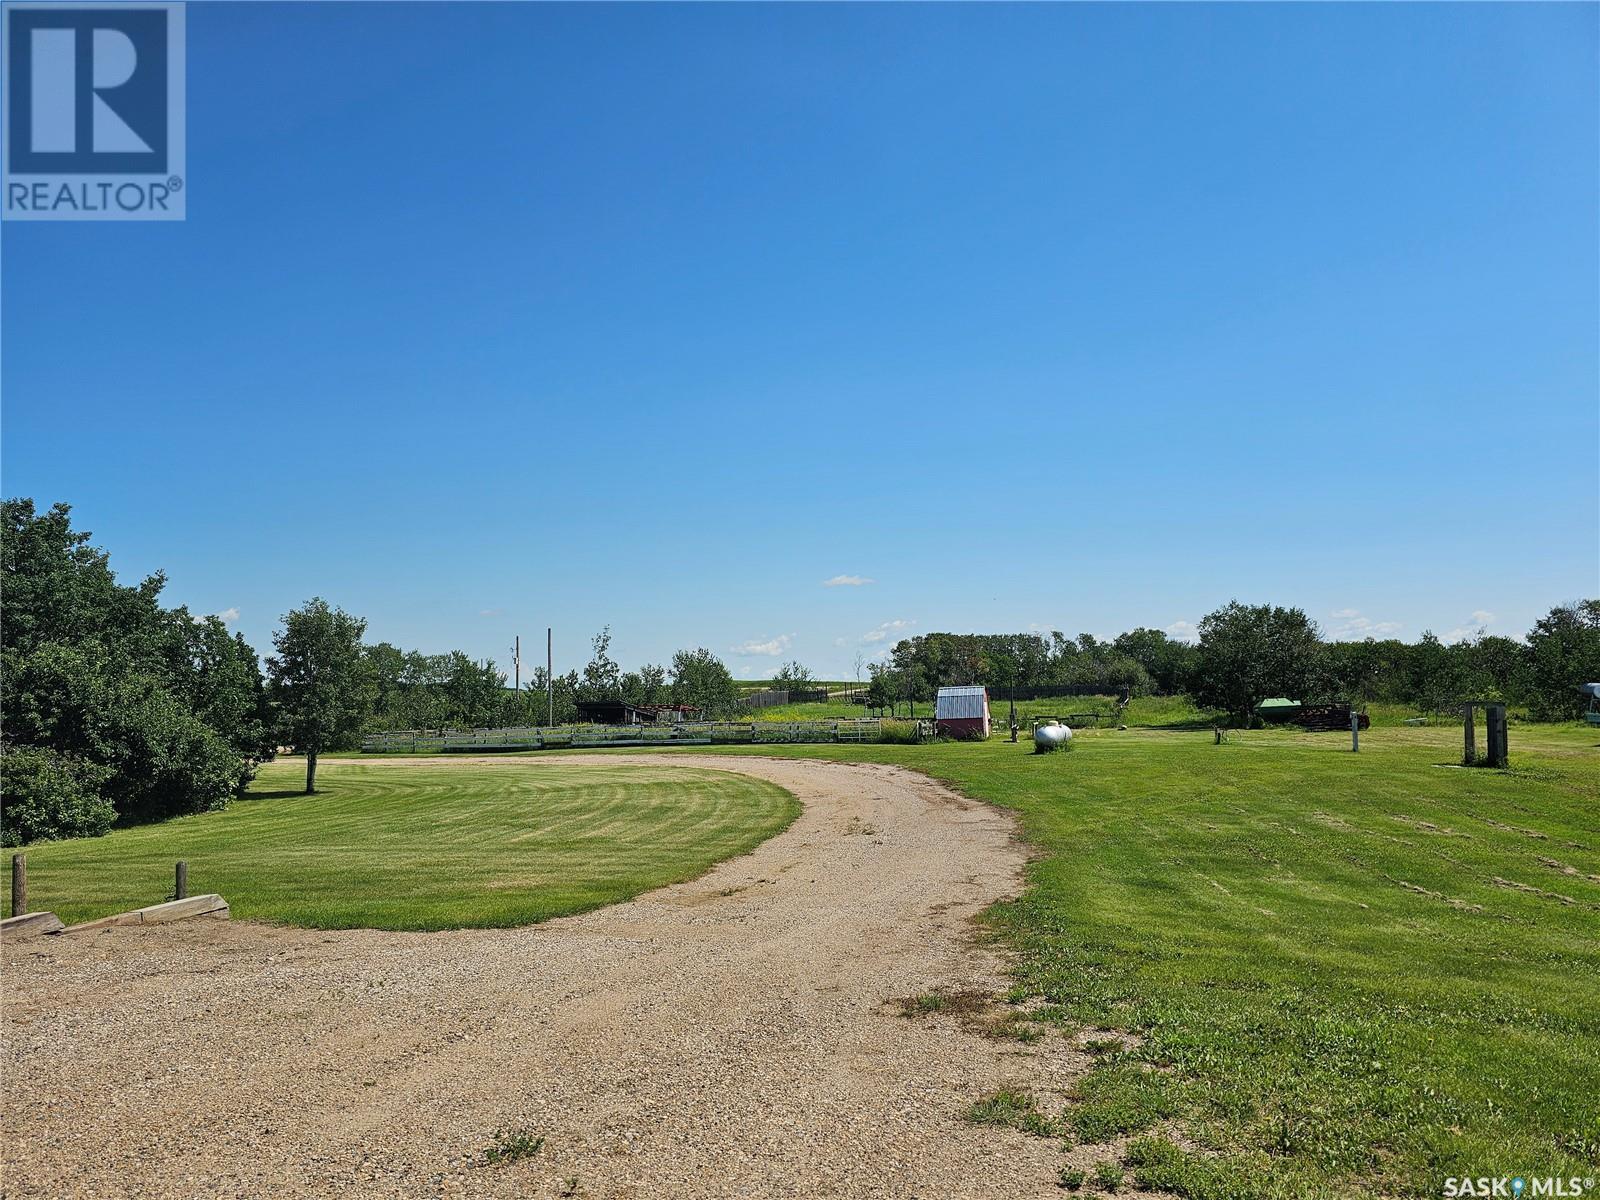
left=546, top=627, right=554, bottom=727
left=512, top=635, right=521, bottom=693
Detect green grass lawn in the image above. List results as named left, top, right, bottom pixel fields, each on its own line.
left=645, top=722, right=1600, bottom=1199
left=7, top=720, right=1594, bottom=1197
left=1, top=760, right=798, bottom=930
left=744, top=692, right=1213, bottom=725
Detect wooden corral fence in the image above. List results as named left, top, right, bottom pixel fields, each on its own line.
left=361, top=717, right=931, bottom=754
left=740, top=688, right=832, bottom=710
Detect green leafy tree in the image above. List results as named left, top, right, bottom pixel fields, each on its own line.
left=866, top=661, right=900, bottom=714
left=1112, top=628, right=1196, bottom=695
left=1, top=747, right=116, bottom=846
left=267, top=599, right=369, bottom=794
left=621, top=663, right=668, bottom=707
left=670, top=648, right=738, bottom=717
left=1190, top=601, right=1328, bottom=725
left=579, top=626, right=623, bottom=701
left=771, top=661, right=815, bottom=691
left=1525, top=600, right=1600, bottom=720
left=1457, top=634, right=1530, bottom=704
left=525, top=667, right=579, bottom=726
left=1, top=500, right=265, bottom=842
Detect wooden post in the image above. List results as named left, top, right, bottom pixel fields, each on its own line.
left=1214, top=726, right=1223, bottom=745
left=1351, top=710, right=1360, bottom=753
left=1487, top=704, right=1508, bottom=768
left=10, top=854, right=25, bottom=917
left=174, top=861, right=188, bottom=901
left=1462, top=704, right=1476, bottom=766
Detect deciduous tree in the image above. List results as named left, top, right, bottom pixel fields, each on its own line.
left=267, top=599, right=369, bottom=794
left=1525, top=600, right=1600, bottom=720
left=1190, top=601, right=1327, bottom=725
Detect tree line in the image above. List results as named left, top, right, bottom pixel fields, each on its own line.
left=871, top=601, right=1600, bottom=725
left=1, top=502, right=746, bottom=843
left=4, top=500, right=1595, bottom=845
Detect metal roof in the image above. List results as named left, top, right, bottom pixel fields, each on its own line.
left=936, top=686, right=989, bottom=719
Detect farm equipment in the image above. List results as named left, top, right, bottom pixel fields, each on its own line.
left=1255, top=699, right=1368, bottom=732
left=1582, top=683, right=1600, bottom=726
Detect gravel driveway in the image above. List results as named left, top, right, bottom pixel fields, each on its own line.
left=2, top=755, right=1089, bottom=1199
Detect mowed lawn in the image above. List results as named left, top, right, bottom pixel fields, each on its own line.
left=2, top=760, right=798, bottom=930
left=656, top=723, right=1600, bottom=1199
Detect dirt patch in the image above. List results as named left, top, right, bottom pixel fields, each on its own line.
left=1, top=755, right=1086, bottom=1199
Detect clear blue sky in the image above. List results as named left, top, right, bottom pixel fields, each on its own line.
left=4, top=2, right=1596, bottom=679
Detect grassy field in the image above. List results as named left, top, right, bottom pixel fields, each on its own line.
left=647, top=722, right=1600, bottom=1199
left=1, top=760, right=798, bottom=930
left=7, top=718, right=1593, bottom=1196
left=744, top=692, right=1213, bottom=725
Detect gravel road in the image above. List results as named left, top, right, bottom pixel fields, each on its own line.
left=2, top=755, right=1091, bottom=1199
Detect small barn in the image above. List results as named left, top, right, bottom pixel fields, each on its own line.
left=935, top=685, right=991, bottom=740
left=575, top=701, right=702, bottom=726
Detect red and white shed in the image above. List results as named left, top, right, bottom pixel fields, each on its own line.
left=935, top=685, right=991, bottom=740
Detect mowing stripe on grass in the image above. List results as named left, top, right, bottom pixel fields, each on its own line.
left=1, top=760, right=799, bottom=931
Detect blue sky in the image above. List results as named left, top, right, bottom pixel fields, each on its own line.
left=4, top=2, right=1596, bottom=679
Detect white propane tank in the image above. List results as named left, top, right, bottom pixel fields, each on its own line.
left=1033, top=721, right=1072, bottom=749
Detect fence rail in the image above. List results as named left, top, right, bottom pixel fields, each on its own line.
left=740, top=688, right=832, bottom=710
left=361, top=717, right=930, bottom=754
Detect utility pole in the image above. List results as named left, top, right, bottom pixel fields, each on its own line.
left=512, top=635, right=521, bottom=693
left=546, top=627, right=554, bottom=727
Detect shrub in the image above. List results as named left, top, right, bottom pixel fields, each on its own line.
left=1, top=746, right=115, bottom=845
left=879, top=718, right=922, bottom=744
left=1092, top=1161, right=1125, bottom=1192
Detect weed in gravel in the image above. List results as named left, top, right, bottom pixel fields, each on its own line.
left=896, top=988, right=988, bottom=1018
left=966, top=1089, right=1059, bottom=1137
left=1058, top=1166, right=1086, bottom=1191
left=984, top=1013, right=1044, bottom=1043
left=479, top=1128, right=544, bottom=1166
left=1092, top=1160, right=1125, bottom=1192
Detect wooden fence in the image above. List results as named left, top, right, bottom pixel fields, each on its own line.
left=740, top=688, right=832, bottom=710
left=361, top=717, right=929, bottom=754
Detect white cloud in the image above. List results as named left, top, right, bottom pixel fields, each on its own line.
left=861, top=618, right=913, bottom=644
left=1329, top=609, right=1401, bottom=639
left=479, top=608, right=503, bottom=618
left=823, top=574, right=875, bottom=588
left=1441, top=611, right=1495, bottom=645
left=1165, top=620, right=1197, bottom=642
left=732, top=633, right=794, bottom=657
left=214, top=606, right=240, bottom=624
